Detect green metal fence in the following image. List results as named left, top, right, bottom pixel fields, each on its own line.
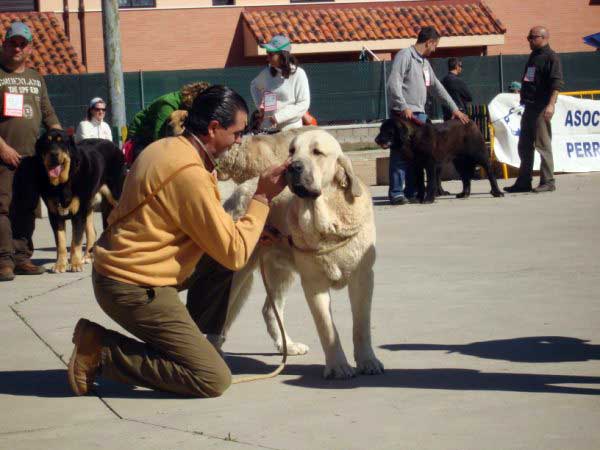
left=45, top=51, right=600, bottom=130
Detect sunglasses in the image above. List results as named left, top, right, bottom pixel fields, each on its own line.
left=527, top=35, right=543, bottom=40
left=93, top=107, right=106, bottom=112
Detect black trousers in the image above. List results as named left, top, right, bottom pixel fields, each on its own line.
left=516, top=107, right=554, bottom=188
left=0, top=157, right=42, bottom=266
left=184, top=254, right=234, bottom=336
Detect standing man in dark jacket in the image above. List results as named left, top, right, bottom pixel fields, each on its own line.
left=441, top=58, right=473, bottom=121
left=0, top=22, right=61, bottom=282
left=504, top=26, right=563, bottom=193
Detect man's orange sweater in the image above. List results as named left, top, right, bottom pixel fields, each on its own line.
left=94, top=136, right=269, bottom=287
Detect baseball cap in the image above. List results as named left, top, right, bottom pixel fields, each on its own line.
left=509, top=81, right=521, bottom=91
left=89, top=97, right=105, bottom=109
left=5, top=21, right=32, bottom=42
left=260, top=34, right=291, bottom=53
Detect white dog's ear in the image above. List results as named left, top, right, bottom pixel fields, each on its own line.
left=335, top=153, right=362, bottom=197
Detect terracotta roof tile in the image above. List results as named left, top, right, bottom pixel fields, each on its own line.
left=244, top=1, right=505, bottom=46
left=1, top=12, right=86, bottom=75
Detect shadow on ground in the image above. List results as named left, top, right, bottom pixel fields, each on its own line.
left=380, top=336, right=600, bottom=363
left=1, top=349, right=598, bottom=399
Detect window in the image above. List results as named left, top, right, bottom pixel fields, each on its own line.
left=0, top=0, right=36, bottom=11
left=119, top=0, right=156, bottom=8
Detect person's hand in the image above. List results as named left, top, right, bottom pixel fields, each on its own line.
left=392, top=109, right=413, bottom=121
left=257, top=107, right=265, bottom=121
left=269, top=116, right=278, bottom=127
left=0, top=143, right=21, bottom=167
left=255, top=160, right=291, bottom=202
left=452, top=110, right=470, bottom=124
left=543, top=104, right=555, bottom=121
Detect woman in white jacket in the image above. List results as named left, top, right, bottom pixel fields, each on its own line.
left=250, top=35, right=310, bottom=132
left=74, top=97, right=113, bottom=143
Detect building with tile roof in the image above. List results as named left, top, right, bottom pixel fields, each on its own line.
left=242, top=1, right=506, bottom=58
left=14, top=0, right=600, bottom=73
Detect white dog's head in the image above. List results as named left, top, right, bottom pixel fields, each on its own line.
left=285, top=129, right=362, bottom=199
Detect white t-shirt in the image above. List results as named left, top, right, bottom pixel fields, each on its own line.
left=74, top=119, right=113, bottom=143
left=250, top=65, right=310, bottom=131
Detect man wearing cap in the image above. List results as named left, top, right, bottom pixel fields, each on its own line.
left=74, top=97, right=113, bottom=143
left=250, top=34, right=310, bottom=132
left=0, top=21, right=61, bottom=282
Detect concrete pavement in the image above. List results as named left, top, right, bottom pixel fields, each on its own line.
left=1, top=173, right=599, bottom=449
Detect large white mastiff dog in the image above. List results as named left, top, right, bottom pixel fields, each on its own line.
left=217, top=129, right=383, bottom=379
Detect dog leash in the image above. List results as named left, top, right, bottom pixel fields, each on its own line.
left=104, top=163, right=288, bottom=384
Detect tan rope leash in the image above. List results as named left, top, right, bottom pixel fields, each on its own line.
left=231, top=260, right=287, bottom=384
left=106, top=163, right=287, bottom=384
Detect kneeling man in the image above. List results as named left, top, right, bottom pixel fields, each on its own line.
left=68, top=85, right=289, bottom=397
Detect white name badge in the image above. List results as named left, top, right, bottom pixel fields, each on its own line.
left=524, top=66, right=536, bottom=82
left=423, top=67, right=431, bottom=87
left=3, top=92, right=24, bottom=117
left=263, top=92, right=277, bottom=112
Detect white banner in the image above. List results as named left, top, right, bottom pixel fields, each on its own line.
left=488, top=94, right=600, bottom=172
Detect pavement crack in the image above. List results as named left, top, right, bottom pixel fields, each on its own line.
left=9, top=305, right=68, bottom=365
left=125, top=418, right=282, bottom=449
left=8, top=304, right=123, bottom=421
left=11, top=274, right=90, bottom=306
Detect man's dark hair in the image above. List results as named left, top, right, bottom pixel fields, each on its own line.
left=416, top=26, right=440, bottom=44
left=448, top=57, right=461, bottom=71
left=184, top=85, right=248, bottom=136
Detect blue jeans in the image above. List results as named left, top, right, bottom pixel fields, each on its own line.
left=388, top=112, right=427, bottom=201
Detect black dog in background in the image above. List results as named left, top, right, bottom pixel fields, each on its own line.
left=35, top=129, right=125, bottom=272
left=375, top=118, right=504, bottom=203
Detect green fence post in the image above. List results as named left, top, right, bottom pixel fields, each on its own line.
left=383, top=60, right=389, bottom=120
left=139, top=69, right=145, bottom=109
left=499, top=53, right=504, bottom=93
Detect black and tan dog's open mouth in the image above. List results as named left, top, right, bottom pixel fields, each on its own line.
left=47, top=165, right=63, bottom=178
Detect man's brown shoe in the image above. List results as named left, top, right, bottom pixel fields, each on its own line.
left=14, top=260, right=46, bottom=275
left=68, top=318, right=105, bottom=396
left=0, top=265, right=15, bottom=282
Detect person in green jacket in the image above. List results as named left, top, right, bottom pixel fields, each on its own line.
left=124, top=81, right=210, bottom=164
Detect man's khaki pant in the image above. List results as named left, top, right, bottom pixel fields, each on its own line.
left=516, top=107, right=555, bottom=188
left=93, top=265, right=232, bottom=397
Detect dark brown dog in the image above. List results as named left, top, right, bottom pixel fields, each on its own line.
left=375, top=118, right=504, bottom=203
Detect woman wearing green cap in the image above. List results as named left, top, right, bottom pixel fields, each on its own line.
left=250, top=34, right=311, bottom=132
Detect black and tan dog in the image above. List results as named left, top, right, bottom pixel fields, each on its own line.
left=375, top=118, right=504, bottom=203
left=35, top=129, right=125, bottom=272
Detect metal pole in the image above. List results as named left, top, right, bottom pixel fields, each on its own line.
left=101, top=0, right=126, bottom=145
left=62, top=0, right=70, bottom=38
left=383, top=60, right=389, bottom=120
left=78, top=0, right=87, bottom=68
left=139, top=69, right=145, bottom=108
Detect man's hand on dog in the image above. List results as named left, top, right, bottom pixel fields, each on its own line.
left=259, top=225, right=283, bottom=246
left=452, top=109, right=470, bottom=125
left=0, top=142, right=21, bottom=167
left=394, top=109, right=414, bottom=121
left=254, top=160, right=291, bottom=203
